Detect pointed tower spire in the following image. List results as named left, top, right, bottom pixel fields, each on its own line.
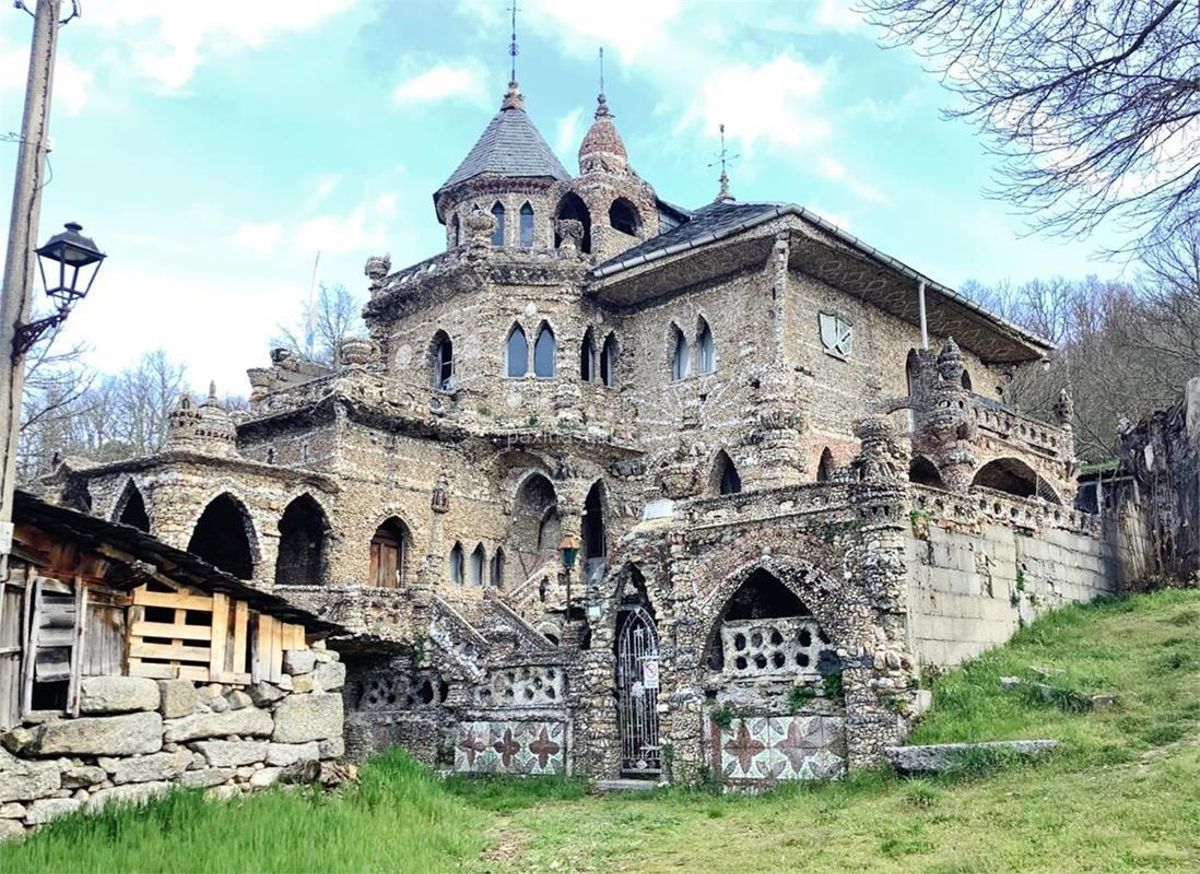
left=579, top=47, right=628, bottom=174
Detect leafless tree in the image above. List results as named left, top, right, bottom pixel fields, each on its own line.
left=860, top=1, right=1200, bottom=253
left=274, top=282, right=363, bottom=367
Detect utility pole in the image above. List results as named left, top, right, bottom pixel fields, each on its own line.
left=0, top=0, right=64, bottom=564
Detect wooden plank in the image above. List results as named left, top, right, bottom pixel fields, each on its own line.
left=83, top=605, right=124, bottom=677
left=129, top=641, right=210, bottom=662
left=231, top=601, right=249, bottom=674
left=21, top=577, right=40, bottom=719
left=37, top=627, right=75, bottom=647
left=251, top=613, right=269, bottom=684
left=272, top=616, right=285, bottom=683
left=132, top=589, right=214, bottom=611
left=177, top=665, right=210, bottom=682
left=128, top=660, right=178, bottom=680
left=209, top=593, right=229, bottom=682
left=68, top=580, right=87, bottom=716
left=130, top=621, right=212, bottom=641
left=215, top=670, right=252, bottom=686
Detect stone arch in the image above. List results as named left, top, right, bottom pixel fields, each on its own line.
left=817, top=447, right=835, bottom=483
left=534, top=321, right=557, bottom=378
left=274, top=493, right=330, bottom=586
left=112, top=478, right=150, bottom=532
left=710, top=449, right=742, bottom=495
left=972, top=456, right=1061, bottom=503
left=555, top=192, right=592, bottom=253
left=468, top=543, right=486, bottom=586
left=187, top=492, right=259, bottom=580
left=608, top=197, right=640, bottom=236
left=669, top=322, right=690, bottom=381
left=580, top=326, right=597, bottom=382
left=511, top=472, right=560, bottom=575
left=506, top=323, right=529, bottom=377
left=450, top=213, right=461, bottom=247
left=449, top=542, right=465, bottom=584
left=909, top=455, right=946, bottom=489
left=429, top=329, right=453, bottom=391
left=369, top=516, right=411, bottom=588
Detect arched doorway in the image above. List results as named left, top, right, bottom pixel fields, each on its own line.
left=615, top=586, right=660, bottom=777
left=188, top=494, right=256, bottom=580
left=114, top=481, right=150, bottom=532
left=583, top=481, right=606, bottom=566
left=369, top=517, right=410, bottom=588
left=274, top=494, right=329, bottom=586
left=511, top=473, right=559, bottom=576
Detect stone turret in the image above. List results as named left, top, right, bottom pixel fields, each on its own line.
left=912, top=338, right=977, bottom=491
left=166, top=384, right=237, bottom=458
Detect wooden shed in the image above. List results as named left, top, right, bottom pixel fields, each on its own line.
left=0, top=491, right=342, bottom=730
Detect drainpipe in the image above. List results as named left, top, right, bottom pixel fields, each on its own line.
left=918, top=279, right=929, bottom=350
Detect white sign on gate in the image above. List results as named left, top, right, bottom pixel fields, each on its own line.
left=642, top=657, right=659, bottom=690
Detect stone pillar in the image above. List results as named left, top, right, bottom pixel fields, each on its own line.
left=913, top=339, right=977, bottom=492
left=747, top=370, right=808, bottom=489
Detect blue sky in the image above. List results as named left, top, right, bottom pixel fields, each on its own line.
left=0, top=0, right=1127, bottom=394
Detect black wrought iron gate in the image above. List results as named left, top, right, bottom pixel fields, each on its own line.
left=615, top=605, right=661, bottom=776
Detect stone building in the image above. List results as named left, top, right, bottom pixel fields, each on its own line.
left=46, top=76, right=1130, bottom=785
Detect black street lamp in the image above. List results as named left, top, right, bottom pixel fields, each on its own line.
left=15, top=221, right=105, bottom=355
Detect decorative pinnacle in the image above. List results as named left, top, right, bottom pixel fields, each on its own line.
left=501, top=79, right=525, bottom=110
left=508, top=1, right=519, bottom=84
left=595, top=47, right=611, bottom=118
left=709, top=123, right=739, bottom=202
left=207, top=380, right=217, bottom=401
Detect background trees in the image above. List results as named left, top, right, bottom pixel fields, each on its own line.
left=273, top=282, right=364, bottom=368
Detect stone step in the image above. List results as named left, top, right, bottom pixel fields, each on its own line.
left=592, top=778, right=661, bottom=793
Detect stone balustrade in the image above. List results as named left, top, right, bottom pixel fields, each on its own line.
left=973, top=396, right=1069, bottom=460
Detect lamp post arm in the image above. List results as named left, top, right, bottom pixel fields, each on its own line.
left=0, top=0, right=63, bottom=566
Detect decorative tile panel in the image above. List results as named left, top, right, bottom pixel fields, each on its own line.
left=711, top=714, right=845, bottom=783
left=454, top=720, right=566, bottom=775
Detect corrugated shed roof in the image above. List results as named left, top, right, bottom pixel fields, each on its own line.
left=437, top=105, right=570, bottom=195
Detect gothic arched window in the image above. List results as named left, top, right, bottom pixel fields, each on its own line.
left=469, top=544, right=486, bottom=586
left=698, top=319, right=715, bottom=374
left=449, top=542, right=465, bottom=584
left=609, top=198, right=640, bottom=235
left=671, top=326, right=690, bottom=381
left=534, top=324, right=556, bottom=378
left=580, top=328, right=596, bottom=382
left=506, top=324, right=528, bottom=377
left=600, top=333, right=617, bottom=388
left=519, top=202, right=534, bottom=248
left=713, top=450, right=742, bottom=495
left=817, top=448, right=835, bottom=483
left=432, top=331, right=453, bottom=391
left=490, top=202, right=505, bottom=246
left=490, top=547, right=506, bottom=587
left=451, top=213, right=461, bottom=246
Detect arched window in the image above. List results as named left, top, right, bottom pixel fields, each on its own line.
left=697, top=319, right=715, bottom=374
left=115, top=480, right=150, bottom=532
left=490, top=547, right=506, bottom=587
left=513, top=473, right=560, bottom=569
left=490, top=202, right=505, bottom=246
left=519, top=202, right=534, bottom=248
left=601, top=334, right=617, bottom=388
left=554, top=192, right=592, bottom=253
left=583, top=481, right=606, bottom=561
left=369, top=518, right=410, bottom=588
left=534, top=324, right=556, bottom=378
left=670, top=326, right=690, bottom=381
left=275, top=494, right=329, bottom=586
left=469, top=544, right=486, bottom=586
left=451, top=213, right=461, bottom=246
left=580, top=329, right=596, bottom=382
left=609, top=198, right=640, bottom=235
left=909, top=456, right=946, bottom=489
left=817, top=448, right=834, bottom=483
left=713, top=451, right=742, bottom=495
left=961, top=369, right=973, bottom=391
left=449, top=542, right=465, bottom=584
left=506, top=324, right=528, bottom=377
left=432, top=331, right=453, bottom=391
left=188, top=493, right=256, bottom=580
left=971, top=458, right=1054, bottom=500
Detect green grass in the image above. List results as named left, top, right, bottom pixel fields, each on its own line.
left=5, top=590, right=1200, bottom=873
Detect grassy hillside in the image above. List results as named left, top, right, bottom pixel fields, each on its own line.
left=4, top=590, right=1200, bottom=873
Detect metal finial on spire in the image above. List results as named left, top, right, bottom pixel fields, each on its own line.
left=508, top=1, right=520, bottom=85
left=707, top=123, right=739, bottom=202
left=599, top=46, right=605, bottom=95
left=207, top=380, right=218, bottom=401
left=595, top=46, right=611, bottom=118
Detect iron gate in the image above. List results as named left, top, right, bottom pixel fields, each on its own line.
left=615, top=605, right=661, bottom=776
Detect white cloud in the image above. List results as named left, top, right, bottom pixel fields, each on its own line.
left=231, top=222, right=283, bottom=255
left=554, top=107, right=584, bottom=160
left=293, top=195, right=396, bottom=256
left=313, top=174, right=343, bottom=202
left=92, top=0, right=358, bottom=93
left=813, top=0, right=864, bottom=32
left=392, top=63, right=487, bottom=107
left=0, top=43, right=92, bottom=115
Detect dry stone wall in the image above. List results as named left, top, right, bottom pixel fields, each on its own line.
left=0, top=644, right=345, bottom=839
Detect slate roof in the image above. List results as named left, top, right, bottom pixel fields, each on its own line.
left=437, top=105, right=570, bottom=195
left=595, top=200, right=778, bottom=270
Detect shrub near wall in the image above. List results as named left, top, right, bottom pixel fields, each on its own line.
left=0, top=643, right=346, bottom=840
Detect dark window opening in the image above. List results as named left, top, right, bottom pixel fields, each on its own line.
left=671, top=327, right=690, bottom=380
left=449, top=543, right=465, bottom=584
left=188, top=493, right=255, bottom=580
left=583, top=481, right=605, bottom=560
left=972, top=458, right=1038, bottom=499
left=600, top=334, right=617, bottom=387
left=713, top=451, right=741, bottom=495
left=490, top=548, right=505, bottom=587
left=817, top=448, right=835, bottom=483
left=554, top=193, right=592, bottom=253
left=469, top=544, right=486, bottom=586
left=432, top=331, right=453, bottom=391
left=451, top=214, right=461, bottom=246
left=909, top=456, right=946, bottom=489
left=609, top=198, right=640, bottom=235
left=116, top=482, right=150, bottom=532
left=274, top=494, right=329, bottom=586
left=961, top=369, right=973, bottom=391
left=580, top=330, right=596, bottom=382
left=697, top=320, right=715, bottom=374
